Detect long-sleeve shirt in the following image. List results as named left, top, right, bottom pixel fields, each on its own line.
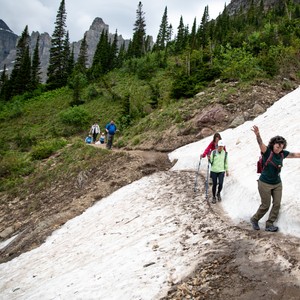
left=202, top=141, right=227, bottom=158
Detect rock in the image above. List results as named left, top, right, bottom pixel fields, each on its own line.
left=229, top=115, right=245, bottom=128
left=0, top=226, right=14, bottom=239
left=196, top=128, right=214, bottom=139
left=195, top=105, right=229, bottom=128
left=252, top=103, right=265, bottom=115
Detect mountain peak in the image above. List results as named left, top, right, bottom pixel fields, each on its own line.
left=89, top=17, right=109, bottom=32
left=0, top=19, right=13, bottom=33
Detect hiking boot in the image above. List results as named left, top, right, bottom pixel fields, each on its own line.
left=217, top=193, right=222, bottom=201
left=212, top=197, right=216, bottom=204
left=265, top=225, right=279, bottom=232
left=250, top=218, right=260, bottom=230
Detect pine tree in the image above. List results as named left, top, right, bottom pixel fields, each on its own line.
left=31, top=34, right=41, bottom=90
left=9, top=25, right=31, bottom=97
left=175, top=16, right=187, bottom=53
left=116, top=42, right=126, bottom=68
left=63, top=31, right=74, bottom=79
left=130, top=1, right=147, bottom=57
left=189, top=17, right=197, bottom=50
left=155, top=6, right=169, bottom=50
left=75, top=34, right=88, bottom=73
left=90, top=30, right=110, bottom=78
left=109, top=30, right=119, bottom=71
left=198, top=6, right=210, bottom=48
left=47, top=0, right=68, bottom=89
left=0, top=65, right=9, bottom=101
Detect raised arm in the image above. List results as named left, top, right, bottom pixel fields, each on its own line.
left=286, top=152, right=300, bottom=158
left=252, top=125, right=267, bottom=154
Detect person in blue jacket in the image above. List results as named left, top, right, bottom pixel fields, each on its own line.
left=105, top=120, right=117, bottom=149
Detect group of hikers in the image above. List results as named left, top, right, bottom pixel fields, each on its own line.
left=85, top=120, right=117, bottom=150
left=85, top=119, right=300, bottom=233
left=199, top=126, right=300, bottom=233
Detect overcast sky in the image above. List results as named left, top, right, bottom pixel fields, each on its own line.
left=1, top=0, right=228, bottom=42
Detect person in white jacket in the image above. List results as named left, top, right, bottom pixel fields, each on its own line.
left=90, top=122, right=100, bottom=143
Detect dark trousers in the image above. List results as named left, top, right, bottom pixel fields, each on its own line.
left=106, top=133, right=114, bottom=149
left=92, top=132, right=98, bottom=143
left=211, top=171, right=225, bottom=197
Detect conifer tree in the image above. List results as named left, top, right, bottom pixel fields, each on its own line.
left=155, top=6, right=169, bottom=50
left=0, top=65, right=9, bottom=101
left=109, top=30, right=119, bottom=70
left=116, top=42, right=126, bottom=68
left=9, top=25, right=31, bottom=97
left=31, top=34, right=41, bottom=90
left=130, top=1, right=147, bottom=57
left=175, top=16, right=187, bottom=53
left=47, top=0, right=68, bottom=89
left=75, top=34, right=88, bottom=73
left=198, top=6, right=210, bottom=48
left=90, top=30, right=111, bottom=78
left=189, top=17, right=197, bottom=50
left=63, top=31, right=74, bottom=79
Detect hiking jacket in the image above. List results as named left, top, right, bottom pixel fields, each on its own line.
left=209, top=150, right=228, bottom=173
left=90, top=124, right=100, bottom=134
left=106, top=123, right=117, bottom=135
left=202, top=141, right=226, bottom=158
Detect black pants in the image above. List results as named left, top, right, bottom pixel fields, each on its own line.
left=211, top=171, right=225, bottom=197
left=92, top=132, right=98, bottom=143
left=106, top=133, right=114, bottom=149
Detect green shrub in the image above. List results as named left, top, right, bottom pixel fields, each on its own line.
left=31, top=138, right=67, bottom=160
left=59, top=106, right=91, bottom=128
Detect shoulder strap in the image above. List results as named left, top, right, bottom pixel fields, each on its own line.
left=264, top=151, right=273, bottom=168
left=210, top=150, right=216, bottom=165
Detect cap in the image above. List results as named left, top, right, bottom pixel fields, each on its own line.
left=218, top=140, right=225, bottom=147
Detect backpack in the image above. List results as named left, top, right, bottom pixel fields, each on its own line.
left=85, top=136, right=92, bottom=144
left=257, top=151, right=284, bottom=173
left=210, top=150, right=228, bottom=167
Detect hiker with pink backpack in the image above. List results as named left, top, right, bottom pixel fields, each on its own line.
left=250, top=125, right=300, bottom=232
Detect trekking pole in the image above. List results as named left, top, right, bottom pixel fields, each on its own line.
left=205, top=160, right=210, bottom=201
left=194, top=157, right=202, bottom=192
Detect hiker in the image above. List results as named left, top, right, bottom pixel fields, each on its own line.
left=200, top=132, right=226, bottom=158
left=105, top=120, right=117, bottom=150
left=99, top=132, right=105, bottom=144
left=85, top=135, right=92, bottom=144
left=90, top=122, right=100, bottom=143
left=250, top=125, right=300, bottom=232
left=208, top=140, right=229, bottom=203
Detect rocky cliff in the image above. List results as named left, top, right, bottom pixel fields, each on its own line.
left=0, top=20, right=18, bottom=70
left=0, top=18, right=130, bottom=83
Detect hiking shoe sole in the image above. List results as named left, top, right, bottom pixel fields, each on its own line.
left=250, top=218, right=260, bottom=230
left=265, top=226, right=279, bottom=232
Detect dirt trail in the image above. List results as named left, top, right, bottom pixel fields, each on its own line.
left=159, top=171, right=300, bottom=300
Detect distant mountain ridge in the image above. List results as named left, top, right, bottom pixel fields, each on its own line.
left=0, top=17, right=131, bottom=82
left=227, top=0, right=300, bottom=15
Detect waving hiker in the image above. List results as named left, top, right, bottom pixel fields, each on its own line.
left=208, top=140, right=229, bottom=204
left=250, top=125, right=300, bottom=232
